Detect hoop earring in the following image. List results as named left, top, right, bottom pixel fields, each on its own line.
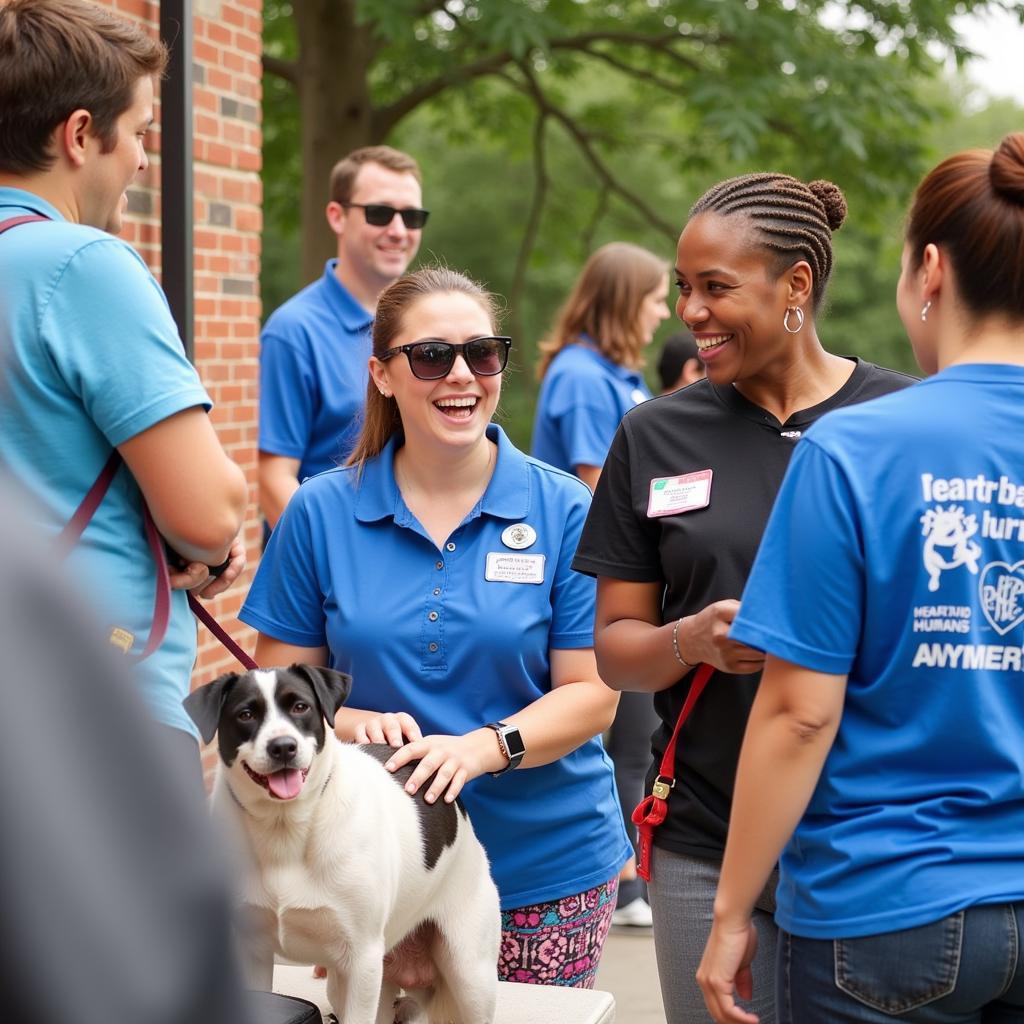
left=783, top=307, right=804, bottom=334
left=920, top=300, right=932, bottom=322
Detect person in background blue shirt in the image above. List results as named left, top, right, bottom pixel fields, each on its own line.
left=532, top=241, right=670, bottom=492
left=698, top=135, right=1024, bottom=1023
left=531, top=240, right=670, bottom=929
left=258, top=146, right=427, bottom=531
left=241, top=267, right=632, bottom=989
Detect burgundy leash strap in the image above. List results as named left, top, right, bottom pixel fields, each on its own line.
left=632, top=661, right=714, bottom=882
left=0, top=214, right=49, bottom=235
left=188, top=592, right=258, bottom=671
left=2, top=213, right=252, bottom=669
left=55, top=451, right=123, bottom=555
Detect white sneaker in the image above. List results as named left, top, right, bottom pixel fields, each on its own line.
left=611, top=896, right=653, bottom=927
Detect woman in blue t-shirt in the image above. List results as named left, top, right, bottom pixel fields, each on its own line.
left=531, top=240, right=670, bottom=490
left=698, top=136, right=1024, bottom=1022
left=241, top=267, right=631, bottom=990
left=531, top=240, right=670, bottom=929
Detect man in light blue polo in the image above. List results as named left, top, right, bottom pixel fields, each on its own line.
left=258, top=146, right=428, bottom=529
left=0, top=0, right=247, bottom=780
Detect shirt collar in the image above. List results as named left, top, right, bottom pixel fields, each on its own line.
left=354, top=424, right=530, bottom=525
left=0, top=186, right=65, bottom=222
left=575, top=337, right=644, bottom=385
left=322, top=259, right=374, bottom=333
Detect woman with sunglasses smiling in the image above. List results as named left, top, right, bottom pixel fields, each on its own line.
left=241, top=267, right=632, bottom=989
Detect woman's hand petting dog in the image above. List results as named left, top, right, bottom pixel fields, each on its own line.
left=352, top=711, right=423, bottom=747
left=384, top=729, right=499, bottom=804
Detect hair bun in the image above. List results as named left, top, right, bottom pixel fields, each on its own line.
left=990, top=132, right=1024, bottom=204
left=806, top=180, right=847, bottom=231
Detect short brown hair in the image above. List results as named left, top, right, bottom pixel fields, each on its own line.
left=537, top=242, right=667, bottom=378
left=347, top=267, right=500, bottom=470
left=0, top=0, right=167, bottom=174
left=328, top=146, right=422, bottom=205
left=906, top=133, right=1024, bottom=320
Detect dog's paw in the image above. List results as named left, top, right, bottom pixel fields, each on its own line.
left=393, top=994, right=428, bottom=1024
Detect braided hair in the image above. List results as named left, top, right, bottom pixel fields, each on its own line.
left=690, top=173, right=847, bottom=309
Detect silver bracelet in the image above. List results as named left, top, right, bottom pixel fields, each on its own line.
left=671, top=617, right=694, bottom=668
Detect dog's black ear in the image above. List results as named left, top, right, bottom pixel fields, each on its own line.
left=289, top=664, right=352, bottom=723
left=182, top=673, right=240, bottom=745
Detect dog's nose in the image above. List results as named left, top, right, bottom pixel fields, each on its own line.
left=267, top=737, right=298, bottom=763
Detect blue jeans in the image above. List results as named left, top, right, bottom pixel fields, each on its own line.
left=779, top=902, right=1024, bottom=1023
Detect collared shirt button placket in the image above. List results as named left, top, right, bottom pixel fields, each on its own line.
left=425, top=556, right=447, bottom=665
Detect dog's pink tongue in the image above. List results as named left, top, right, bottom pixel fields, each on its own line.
left=267, top=769, right=304, bottom=800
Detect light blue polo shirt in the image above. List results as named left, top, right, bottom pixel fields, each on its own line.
left=531, top=341, right=651, bottom=473
left=732, top=365, right=1024, bottom=939
left=259, top=260, right=374, bottom=481
left=0, top=187, right=211, bottom=737
left=241, top=424, right=632, bottom=908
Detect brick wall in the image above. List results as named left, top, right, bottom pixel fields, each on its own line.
left=111, top=0, right=264, bottom=693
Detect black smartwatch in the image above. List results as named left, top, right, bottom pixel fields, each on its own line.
left=485, top=721, right=526, bottom=776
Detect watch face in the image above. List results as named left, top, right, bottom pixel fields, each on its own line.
left=502, top=726, right=526, bottom=760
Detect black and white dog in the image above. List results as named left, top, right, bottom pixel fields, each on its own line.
left=184, top=665, right=500, bottom=1024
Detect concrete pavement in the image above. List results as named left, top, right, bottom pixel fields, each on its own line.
left=596, top=923, right=666, bottom=1023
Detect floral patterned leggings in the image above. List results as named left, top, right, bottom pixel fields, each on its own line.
left=498, top=877, right=618, bottom=988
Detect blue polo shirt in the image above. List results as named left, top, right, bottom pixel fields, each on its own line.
left=259, top=260, right=374, bottom=480
left=732, top=365, right=1024, bottom=939
left=0, top=187, right=211, bottom=737
left=241, top=424, right=632, bottom=908
left=531, top=341, right=651, bottom=473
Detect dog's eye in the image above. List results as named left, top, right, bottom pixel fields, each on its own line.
left=290, top=702, right=310, bottom=715
left=237, top=709, right=254, bottom=722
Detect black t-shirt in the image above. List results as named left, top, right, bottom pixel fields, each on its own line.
left=573, top=358, right=915, bottom=860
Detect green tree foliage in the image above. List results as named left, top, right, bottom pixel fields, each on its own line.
left=261, top=0, right=1022, bottom=446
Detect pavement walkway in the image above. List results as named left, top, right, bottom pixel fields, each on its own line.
left=595, top=923, right=665, bottom=1023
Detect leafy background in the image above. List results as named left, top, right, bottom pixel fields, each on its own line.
left=260, top=0, right=1023, bottom=448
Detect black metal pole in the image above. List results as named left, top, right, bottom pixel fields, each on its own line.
left=159, top=0, right=194, bottom=358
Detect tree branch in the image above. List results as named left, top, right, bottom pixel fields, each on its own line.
left=508, top=106, right=550, bottom=344
left=374, top=27, right=707, bottom=136
left=580, top=184, right=610, bottom=258
left=373, top=50, right=514, bottom=137
left=505, top=66, right=679, bottom=242
left=579, top=44, right=691, bottom=92
left=262, top=53, right=298, bottom=86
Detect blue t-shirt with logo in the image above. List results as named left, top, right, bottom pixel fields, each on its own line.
left=240, top=424, right=632, bottom=908
left=0, top=187, right=212, bottom=737
left=259, top=260, right=373, bottom=482
left=732, top=364, right=1024, bottom=939
left=531, top=342, right=650, bottom=473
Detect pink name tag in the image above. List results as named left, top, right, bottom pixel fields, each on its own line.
left=647, top=469, right=713, bottom=518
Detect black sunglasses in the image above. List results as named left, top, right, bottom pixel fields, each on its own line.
left=342, top=203, right=430, bottom=230
left=379, top=336, right=512, bottom=381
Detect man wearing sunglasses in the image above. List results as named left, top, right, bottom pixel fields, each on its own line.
left=259, top=144, right=428, bottom=530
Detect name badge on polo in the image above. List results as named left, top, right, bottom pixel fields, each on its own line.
left=647, top=469, right=713, bottom=518
left=485, top=552, right=546, bottom=584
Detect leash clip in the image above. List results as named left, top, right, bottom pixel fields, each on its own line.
left=651, top=775, right=675, bottom=800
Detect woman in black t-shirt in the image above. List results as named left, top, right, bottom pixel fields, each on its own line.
left=573, top=173, right=913, bottom=1024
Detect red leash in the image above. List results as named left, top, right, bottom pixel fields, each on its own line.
left=632, top=662, right=714, bottom=881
